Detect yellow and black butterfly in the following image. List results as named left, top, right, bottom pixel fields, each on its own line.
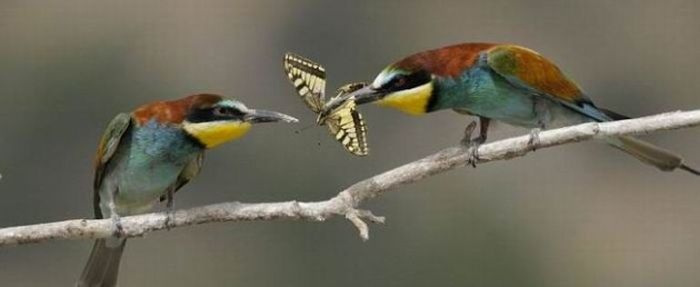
left=283, top=52, right=369, bottom=156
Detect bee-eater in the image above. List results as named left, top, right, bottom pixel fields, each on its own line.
left=77, top=94, right=297, bottom=287
left=329, top=43, right=698, bottom=175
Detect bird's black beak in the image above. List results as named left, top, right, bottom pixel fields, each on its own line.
left=244, top=109, right=298, bottom=124
left=345, top=85, right=386, bottom=105
left=321, top=85, right=386, bottom=117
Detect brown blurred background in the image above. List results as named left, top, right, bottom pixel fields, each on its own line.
left=1, top=0, right=699, bottom=286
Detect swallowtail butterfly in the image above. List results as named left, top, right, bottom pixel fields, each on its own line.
left=283, top=53, right=369, bottom=156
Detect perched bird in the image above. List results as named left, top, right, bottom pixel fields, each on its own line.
left=328, top=42, right=699, bottom=174
left=77, top=94, right=297, bottom=287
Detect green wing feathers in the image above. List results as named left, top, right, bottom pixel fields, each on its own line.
left=95, top=113, right=132, bottom=167
left=93, top=113, right=132, bottom=217
left=487, top=45, right=587, bottom=104
left=160, top=153, right=204, bottom=201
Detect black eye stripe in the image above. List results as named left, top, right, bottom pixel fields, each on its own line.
left=213, top=107, right=227, bottom=116
left=228, top=107, right=245, bottom=117
left=214, top=106, right=243, bottom=116
left=381, top=71, right=431, bottom=92
left=187, top=106, right=245, bottom=123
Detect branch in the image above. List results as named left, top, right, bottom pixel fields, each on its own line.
left=1, top=110, right=699, bottom=246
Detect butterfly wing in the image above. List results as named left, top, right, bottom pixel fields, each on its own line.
left=325, top=99, right=369, bottom=156
left=283, top=53, right=326, bottom=113
left=283, top=53, right=369, bottom=156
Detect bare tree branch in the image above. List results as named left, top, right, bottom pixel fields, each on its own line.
left=1, top=110, right=699, bottom=246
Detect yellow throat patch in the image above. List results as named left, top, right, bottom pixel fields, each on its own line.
left=375, top=82, right=433, bottom=116
left=183, top=121, right=252, bottom=148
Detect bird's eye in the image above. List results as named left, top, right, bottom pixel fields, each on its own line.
left=213, top=107, right=228, bottom=117
left=393, top=76, right=407, bottom=88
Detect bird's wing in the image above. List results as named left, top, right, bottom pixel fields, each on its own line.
left=283, top=52, right=327, bottom=113
left=93, top=113, right=133, bottom=218
left=485, top=45, right=608, bottom=121
left=160, top=153, right=204, bottom=202
left=176, top=153, right=204, bottom=191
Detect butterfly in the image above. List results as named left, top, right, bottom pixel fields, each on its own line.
left=283, top=52, right=369, bottom=156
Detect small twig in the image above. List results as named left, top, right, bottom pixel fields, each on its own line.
left=0, top=110, right=699, bottom=246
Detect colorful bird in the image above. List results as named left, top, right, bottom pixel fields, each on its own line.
left=328, top=43, right=699, bottom=174
left=77, top=94, right=297, bottom=287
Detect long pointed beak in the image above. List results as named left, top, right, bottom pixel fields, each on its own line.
left=244, top=109, right=298, bottom=124
left=322, top=85, right=385, bottom=116
left=348, top=85, right=385, bottom=105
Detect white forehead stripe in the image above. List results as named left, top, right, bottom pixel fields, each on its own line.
left=218, top=99, right=248, bottom=111
left=372, top=68, right=397, bottom=88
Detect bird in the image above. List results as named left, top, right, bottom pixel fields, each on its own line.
left=77, top=94, right=297, bottom=287
left=283, top=52, right=369, bottom=156
left=326, top=42, right=699, bottom=175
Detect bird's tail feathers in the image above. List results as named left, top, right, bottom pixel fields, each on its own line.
left=680, top=164, right=700, bottom=175
left=607, top=136, right=698, bottom=175
left=77, top=238, right=126, bottom=287
left=595, top=107, right=698, bottom=175
left=598, top=108, right=631, bottom=121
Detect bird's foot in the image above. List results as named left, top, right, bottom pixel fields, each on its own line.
left=466, top=143, right=482, bottom=168
left=163, top=211, right=176, bottom=231
left=527, top=128, right=541, bottom=151
left=460, top=122, right=487, bottom=167
left=462, top=140, right=485, bottom=168
left=110, top=213, right=125, bottom=238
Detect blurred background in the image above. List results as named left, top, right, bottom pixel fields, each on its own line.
left=1, top=0, right=699, bottom=286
